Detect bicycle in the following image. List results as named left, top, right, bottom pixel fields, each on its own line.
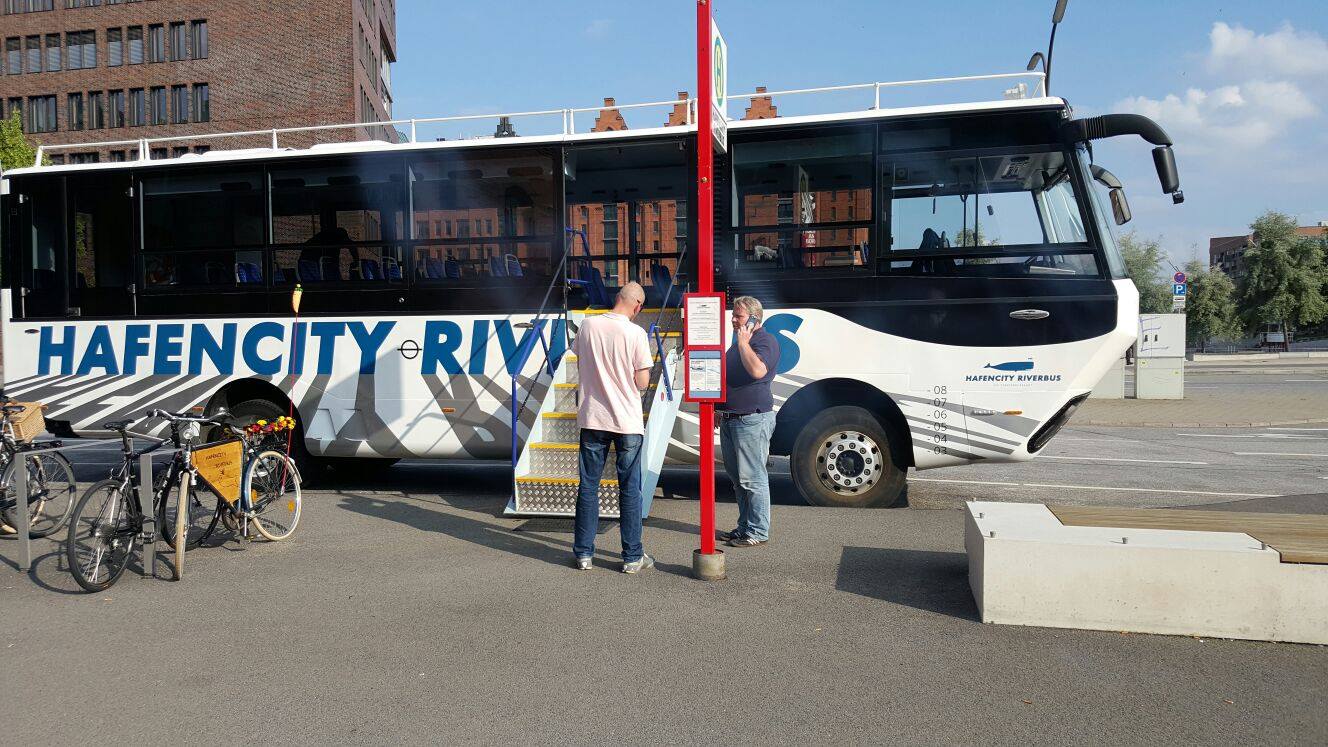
left=210, top=415, right=303, bottom=545
left=65, top=410, right=222, bottom=591
left=0, top=394, right=77, bottom=539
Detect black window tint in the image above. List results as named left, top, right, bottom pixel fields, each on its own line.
left=408, top=147, right=558, bottom=283
left=143, top=168, right=265, bottom=250
left=270, top=156, right=405, bottom=247
left=69, top=172, right=135, bottom=317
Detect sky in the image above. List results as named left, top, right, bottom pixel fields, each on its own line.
left=391, top=0, right=1328, bottom=267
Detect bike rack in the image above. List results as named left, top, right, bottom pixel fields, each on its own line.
left=9, top=436, right=164, bottom=582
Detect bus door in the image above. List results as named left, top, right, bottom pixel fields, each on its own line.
left=12, top=176, right=68, bottom=319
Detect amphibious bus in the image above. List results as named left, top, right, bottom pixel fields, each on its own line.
left=0, top=72, right=1183, bottom=511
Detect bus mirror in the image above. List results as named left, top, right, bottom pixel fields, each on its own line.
left=1109, top=188, right=1132, bottom=225
left=1152, top=146, right=1180, bottom=196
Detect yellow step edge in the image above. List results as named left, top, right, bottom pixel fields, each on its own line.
left=580, top=308, right=671, bottom=316
left=530, top=442, right=578, bottom=450
left=554, top=383, right=579, bottom=390
left=517, top=477, right=619, bottom=485
left=543, top=412, right=578, bottom=419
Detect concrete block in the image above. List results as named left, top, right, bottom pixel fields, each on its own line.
left=965, top=502, right=1328, bottom=645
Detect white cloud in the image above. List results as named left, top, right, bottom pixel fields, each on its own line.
left=1113, top=23, right=1323, bottom=155
left=584, top=19, right=612, bottom=38
left=1208, top=22, right=1328, bottom=78
left=1115, top=79, right=1316, bottom=152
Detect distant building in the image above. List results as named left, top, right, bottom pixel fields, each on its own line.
left=1, top=0, right=397, bottom=163
left=1209, top=223, right=1328, bottom=283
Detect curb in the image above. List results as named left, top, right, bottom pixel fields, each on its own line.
left=1076, top=418, right=1328, bottom=428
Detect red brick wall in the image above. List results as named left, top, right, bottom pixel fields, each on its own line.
left=1, top=0, right=395, bottom=158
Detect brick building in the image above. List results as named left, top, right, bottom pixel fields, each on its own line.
left=1, top=0, right=397, bottom=164
left=1209, top=223, right=1328, bottom=283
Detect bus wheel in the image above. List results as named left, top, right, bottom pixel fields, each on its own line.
left=222, top=398, right=324, bottom=484
left=790, top=406, right=905, bottom=508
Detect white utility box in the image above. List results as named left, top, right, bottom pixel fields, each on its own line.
left=1136, top=314, right=1185, bottom=399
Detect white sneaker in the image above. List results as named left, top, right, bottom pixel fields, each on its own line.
left=621, top=554, right=655, bottom=574
left=574, top=556, right=593, bottom=571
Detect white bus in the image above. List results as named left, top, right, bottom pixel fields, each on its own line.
left=0, top=73, right=1183, bottom=512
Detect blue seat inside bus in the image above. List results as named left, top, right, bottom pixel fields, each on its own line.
left=235, top=261, right=263, bottom=284
left=489, top=256, right=506, bottom=277
left=298, top=259, right=321, bottom=282
left=357, top=258, right=381, bottom=280
left=504, top=254, right=523, bottom=277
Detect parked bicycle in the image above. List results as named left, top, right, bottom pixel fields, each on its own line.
left=65, top=410, right=302, bottom=592
left=0, top=394, right=77, bottom=539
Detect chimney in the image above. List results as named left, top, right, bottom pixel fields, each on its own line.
left=666, top=91, right=691, bottom=127
left=743, top=86, right=778, bottom=120
left=494, top=115, right=516, bottom=138
left=592, top=97, right=628, bottom=132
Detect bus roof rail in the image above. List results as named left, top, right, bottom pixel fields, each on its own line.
left=26, top=70, right=1050, bottom=169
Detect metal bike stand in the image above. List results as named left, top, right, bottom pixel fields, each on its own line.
left=7, top=439, right=112, bottom=572
left=138, top=451, right=157, bottom=578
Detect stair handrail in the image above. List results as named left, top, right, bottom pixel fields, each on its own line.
left=508, top=248, right=573, bottom=467
left=644, top=241, right=691, bottom=403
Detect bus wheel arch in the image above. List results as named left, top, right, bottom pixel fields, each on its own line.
left=204, top=379, right=325, bottom=481
left=773, top=379, right=911, bottom=509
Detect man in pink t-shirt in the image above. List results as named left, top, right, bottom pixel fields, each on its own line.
left=571, top=281, right=654, bottom=573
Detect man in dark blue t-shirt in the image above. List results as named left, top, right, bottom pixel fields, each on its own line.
left=718, top=295, right=780, bottom=547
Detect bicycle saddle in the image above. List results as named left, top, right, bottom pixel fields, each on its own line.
left=102, top=419, right=133, bottom=431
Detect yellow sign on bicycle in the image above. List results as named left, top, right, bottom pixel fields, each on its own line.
left=195, top=440, right=244, bottom=504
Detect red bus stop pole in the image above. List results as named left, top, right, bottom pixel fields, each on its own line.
left=696, top=0, right=716, bottom=558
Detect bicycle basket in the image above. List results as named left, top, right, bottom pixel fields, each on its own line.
left=9, top=403, right=46, bottom=443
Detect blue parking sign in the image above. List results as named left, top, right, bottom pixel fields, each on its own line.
left=1173, top=283, right=1187, bottom=295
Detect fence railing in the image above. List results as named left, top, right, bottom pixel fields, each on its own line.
left=31, top=71, right=1049, bottom=168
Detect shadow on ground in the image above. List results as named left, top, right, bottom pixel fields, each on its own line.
left=835, top=546, right=977, bottom=621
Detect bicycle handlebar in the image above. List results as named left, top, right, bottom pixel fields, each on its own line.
left=146, top=409, right=230, bottom=426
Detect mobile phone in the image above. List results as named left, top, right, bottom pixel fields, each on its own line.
left=745, top=319, right=757, bottom=331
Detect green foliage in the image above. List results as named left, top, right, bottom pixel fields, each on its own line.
left=1182, top=260, right=1240, bottom=350
left=1118, top=232, right=1173, bottom=314
left=1239, top=211, right=1328, bottom=334
left=0, top=112, right=44, bottom=171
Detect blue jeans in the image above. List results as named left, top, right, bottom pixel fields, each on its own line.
left=574, top=429, right=644, bottom=562
left=720, top=411, right=776, bottom=541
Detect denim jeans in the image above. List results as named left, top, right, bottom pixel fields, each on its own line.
left=574, top=428, right=645, bottom=562
left=720, top=411, right=776, bottom=541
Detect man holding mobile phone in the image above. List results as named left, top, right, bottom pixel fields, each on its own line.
left=718, top=296, right=780, bottom=547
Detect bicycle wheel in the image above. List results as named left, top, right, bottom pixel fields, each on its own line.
left=157, top=471, right=220, bottom=551
left=66, top=480, right=137, bottom=593
left=244, top=450, right=301, bottom=541
left=0, top=451, right=78, bottom=538
left=174, top=471, right=191, bottom=580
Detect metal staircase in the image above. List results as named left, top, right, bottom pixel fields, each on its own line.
left=506, top=307, right=685, bottom=517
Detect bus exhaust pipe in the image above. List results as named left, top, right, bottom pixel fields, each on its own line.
left=1061, top=113, right=1184, bottom=203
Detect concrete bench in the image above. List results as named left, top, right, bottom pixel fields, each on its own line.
left=965, top=502, right=1328, bottom=645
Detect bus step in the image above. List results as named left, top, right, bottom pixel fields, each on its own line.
left=528, top=443, right=615, bottom=478
left=513, top=476, right=621, bottom=517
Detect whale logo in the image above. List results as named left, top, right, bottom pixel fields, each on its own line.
left=984, top=361, right=1034, bottom=372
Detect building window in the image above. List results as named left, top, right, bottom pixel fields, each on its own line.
left=172, top=146, right=190, bottom=159
left=68, top=92, right=84, bottom=130
left=7, top=98, right=22, bottom=130
left=150, top=86, right=166, bottom=125
left=5, top=0, right=54, bottom=12
left=66, top=30, right=95, bottom=70
left=127, top=26, right=143, bottom=64
left=25, top=35, right=40, bottom=73
left=193, top=145, right=209, bottom=155
left=69, top=152, right=98, bottom=165
left=191, top=83, right=209, bottom=122
left=44, top=33, right=60, bottom=71
left=148, top=24, right=164, bottom=63
left=27, top=95, right=57, bottom=133
left=107, top=27, right=122, bottom=66
left=88, top=90, right=104, bottom=129
left=189, top=20, right=207, bottom=59
left=169, top=21, right=185, bottom=61
left=170, top=84, right=187, bottom=124
left=108, top=88, right=124, bottom=127
left=109, top=150, right=126, bottom=162
left=5, top=38, right=19, bottom=74
left=128, top=87, right=144, bottom=126
left=150, top=147, right=167, bottom=160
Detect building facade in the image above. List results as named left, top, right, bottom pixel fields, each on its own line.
left=1, top=0, right=396, bottom=164
left=1209, top=223, right=1328, bottom=283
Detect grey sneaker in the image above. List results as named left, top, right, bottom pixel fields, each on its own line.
left=574, top=556, right=593, bottom=571
left=727, top=536, right=767, bottom=547
left=622, top=554, right=655, bottom=574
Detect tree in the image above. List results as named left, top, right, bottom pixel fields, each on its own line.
left=0, top=112, right=42, bottom=171
left=1239, top=211, right=1328, bottom=337
left=1182, top=260, right=1240, bottom=350
left=1118, top=232, right=1174, bottom=314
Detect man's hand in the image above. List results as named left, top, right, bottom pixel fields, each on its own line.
left=735, top=323, right=754, bottom=348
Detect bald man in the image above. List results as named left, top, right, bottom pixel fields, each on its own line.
left=571, top=282, right=655, bottom=573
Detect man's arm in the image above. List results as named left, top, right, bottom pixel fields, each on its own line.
left=735, top=326, right=768, bottom=380
left=635, top=367, right=651, bottom=391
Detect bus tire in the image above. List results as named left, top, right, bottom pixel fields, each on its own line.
left=222, top=398, right=325, bottom=484
left=790, top=406, right=905, bottom=509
